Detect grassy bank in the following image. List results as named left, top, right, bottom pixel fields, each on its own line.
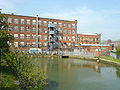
left=96, top=56, right=120, bottom=63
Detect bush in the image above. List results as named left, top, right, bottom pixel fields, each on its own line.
left=3, top=52, right=47, bottom=90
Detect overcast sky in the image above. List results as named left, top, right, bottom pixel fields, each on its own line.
left=0, top=0, right=120, bottom=41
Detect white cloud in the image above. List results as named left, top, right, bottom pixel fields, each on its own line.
left=40, top=6, right=120, bottom=40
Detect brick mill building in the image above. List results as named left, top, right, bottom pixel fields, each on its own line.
left=2, top=14, right=112, bottom=56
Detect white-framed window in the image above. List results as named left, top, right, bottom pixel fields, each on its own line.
left=38, top=35, right=41, bottom=40
left=27, top=19, right=30, bottom=25
left=43, top=42, right=47, bottom=47
left=38, top=28, right=41, bottom=33
left=63, top=30, right=66, bottom=34
left=43, top=28, right=47, bottom=33
left=20, top=27, right=24, bottom=32
left=8, top=17, right=12, bottom=23
left=14, top=42, right=18, bottom=47
left=68, top=30, right=71, bottom=34
left=8, top=25, right=12, bottom=31
left=72, top=36, right=75, bottom=41
left=68, top=36, right=71, bottom=41
left=63, top=23, right=67, bottom=28
left=21, top=19, right=24, bottom=24
left=26, top=42, right=30, bottom=47
left=59, top=36, right=62, bottom=40
left=72, top=30, right=75, bottom=34
left=14, top=26, right=18, bottom=32
left=32, top=27, right=36, bottom=32
left=44, top=35, right=47, bottom=40
left=32, top=20, right=36, bottom=25
left=20, top=34, right=24, bottom=39
left=14, top=18, right=18, bottom=24
left=32, top=35, right=36, bottom=40
left=32, top=42, right=36, bottom=47
left=68, top=24, right=71, bottom=28
left=43, top=21, right=47, bottom=26
left=38, top=20, right=41, bottom=25
left=58, top=22, right=62, bottom=27
left=26, top=26, right=30, bottom=32
left=20, top=42, right=24, bottom=46
left=72, top=24, right=75, bottom=28
left=26, top=34, right=30, bottom=39
left=14, top=34, right=18, bottom=39
left=63, top=36, right=66, bottom=40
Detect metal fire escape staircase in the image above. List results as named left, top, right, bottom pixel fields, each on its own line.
left=48, top=23, right=61, bottom=52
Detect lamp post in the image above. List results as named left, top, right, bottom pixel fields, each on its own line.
left=36, top=15, right=39, bottom=49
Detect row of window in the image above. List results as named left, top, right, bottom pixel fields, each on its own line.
left=8, top=17, right=76, bottom=28
left=8, top=26, right=76, bottom=34
left=77, top=37, right=99, bottom=42
left=13, top=42, right=77, bottom=48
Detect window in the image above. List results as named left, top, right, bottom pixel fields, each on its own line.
left=44, top=42, right=47, bottom=47
left=32, top=42, right=36, bottom=47
left=63, top=30, right=66, bottom=34
left=44, top=35, right=47, bottom=40
left=54, top=22, right=57, bottom=26
left=26, top=34, right=30, bottom=39
left=68, top=30, right=71, bottom=34
left=63, top=36, right=66, bottom=40
left=32, top=27, right=36, bottom=32
left=72, top=24, right=75, bottom=28
left=72, top=30, right=75, bottom=34
left=26, top=42, right=30, bottom=47
left=26, top=26, right=30, bottom=32
left=21, top=19, right=24, bottom=24
left=20, top=27, right=24, bottom=32
left=38, top=20, right=41, bottom=25
left=14, top=34, right=18, bottom=39
left=20, top=34, right=24, bottom=39
left=43, top=28, right=47, bottom=33
left=72, top=36, right=75, bottom=41
left=27, top=19, right=30, bottom=25
left=68, top=24, right=71, bottom=28
left=14, top=42, right=18, bottom=47
left=32, top=20, right=36, bottom=25
left=59, top=36, right=62, bottom=40
left=68, top=36, right=71, bottom=41
left=20, top=42, right=24, bottom=46
left=14, top=18, right=18, bottom=24
left=38, top=28, right=41, bottom=33
left=8, top=26, right=12, bottom=31
left=8, top=17, right=12, bottom=23
left=14, top=26, right=18, bottom=32
left=32, top=35, right=36, bottom=40
left=43, top=21, right=47, bottom=26
left=63, top=23, right=67, bottom=28
left=38, top=35, right=41, bottom=40
left=58, top=23, right=62, bottom=27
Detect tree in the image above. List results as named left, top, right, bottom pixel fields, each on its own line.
left=116, top=45, right=120, bottom=55
left=0, top=13, right=13, bottom=63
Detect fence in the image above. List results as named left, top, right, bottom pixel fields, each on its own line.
left=63, top=51, right=95, bottom=58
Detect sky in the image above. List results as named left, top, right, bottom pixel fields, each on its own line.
left=0, top=0, right=120, bottom=41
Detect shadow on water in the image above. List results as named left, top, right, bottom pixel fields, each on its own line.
left=44, top=79, right=59, bottom=90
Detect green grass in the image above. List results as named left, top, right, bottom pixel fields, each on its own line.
left=96, top=56, right=120, bottom=63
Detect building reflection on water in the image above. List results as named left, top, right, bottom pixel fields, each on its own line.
left=33, top=58, right=108, bottom=73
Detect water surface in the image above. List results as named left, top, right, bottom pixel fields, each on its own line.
left=34, top=58, right=120, bottom=90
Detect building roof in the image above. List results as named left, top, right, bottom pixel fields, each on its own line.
left=81, top=44, right=110, bottom=46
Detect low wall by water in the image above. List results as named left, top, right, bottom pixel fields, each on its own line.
left=110, top=52, right=120, bottom=60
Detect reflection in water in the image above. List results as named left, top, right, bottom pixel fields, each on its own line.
left=33, top=58, right=120, bottom=90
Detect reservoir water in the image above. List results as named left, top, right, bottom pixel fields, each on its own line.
left=34, top=58, right=120, bottom=90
